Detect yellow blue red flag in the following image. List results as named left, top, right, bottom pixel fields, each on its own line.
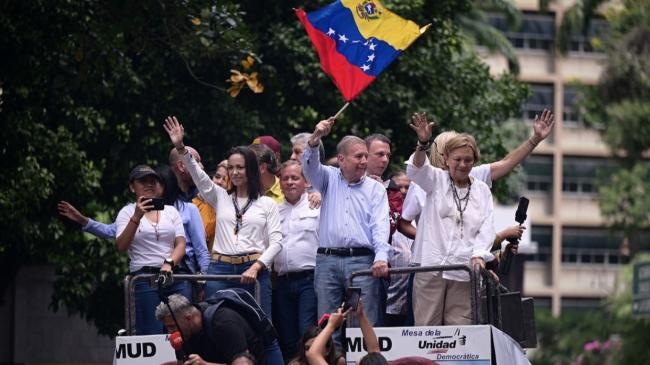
left=296, top=0, right=429, bottom=101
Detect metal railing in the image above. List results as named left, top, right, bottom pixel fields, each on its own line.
left=347, top=264, right=503, bottom=326
left=123, top=273, right=260, bottom=335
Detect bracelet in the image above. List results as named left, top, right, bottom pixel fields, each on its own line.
left=415, top=140, right=431, bottom=151
left=307, top=139, right=320, bottom=148
left=527, top=137, right=539, bottom=148
left=129, top=217, right=140, bottom=225
left=176, top=145, right=188, bottom=154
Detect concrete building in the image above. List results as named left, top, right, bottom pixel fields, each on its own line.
left=481, top=0, right=624, bottom=316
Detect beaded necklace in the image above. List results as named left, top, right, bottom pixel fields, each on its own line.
left=146, top=211, right=160, bottom=241
left=449, top=174, right=472, bottom=240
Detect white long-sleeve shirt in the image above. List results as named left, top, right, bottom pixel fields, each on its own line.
left=181, top=151, right=282, bottom=268
left=406, top=154, right=495, bottom=281
left=273, top=193, right=320, bottom=275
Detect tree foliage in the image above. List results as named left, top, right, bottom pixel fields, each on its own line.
left=0, top=0, right=527, bottom=335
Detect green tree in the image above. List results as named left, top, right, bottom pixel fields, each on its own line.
left=0, top=0, right=528, bottom=335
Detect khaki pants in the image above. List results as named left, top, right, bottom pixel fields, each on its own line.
left=412, top=271, right=472, bottom=326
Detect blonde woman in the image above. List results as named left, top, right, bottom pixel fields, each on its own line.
left=407, top=117, right=496, bottom=325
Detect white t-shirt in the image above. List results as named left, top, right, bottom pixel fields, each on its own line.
left=181, top=152, right=283, bottom=268
left=115, top=204, right=185, bottom=272
left=406, top=155, right=495, bottom=281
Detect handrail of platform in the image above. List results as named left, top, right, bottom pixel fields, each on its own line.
left=348, top=264, right=503, bottom=326
left=124, top=273, right=260, bottom=335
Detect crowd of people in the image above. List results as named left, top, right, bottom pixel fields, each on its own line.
left=57, top=109, right=555, bottom=364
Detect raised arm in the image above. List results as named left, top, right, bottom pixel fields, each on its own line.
left=302, top=118, right=336, bottom=193
left=58, top=201, right=117, bottom=240
left=356, top=301, right=380, bottom=353
left=306, top=308, right=348, bottom=365
left=490, top=109, right=555, bottom=181
left=408, top=112, right=435, bottom=168
left=164, top=116, right=222, bottom=207
left=58, top=201, right=89, bottom=226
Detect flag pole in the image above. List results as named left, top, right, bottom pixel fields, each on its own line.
left=331, top=102, right=350, bottom=119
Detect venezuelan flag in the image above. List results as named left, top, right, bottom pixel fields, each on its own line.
left=296, top=0, right=429, bottom=102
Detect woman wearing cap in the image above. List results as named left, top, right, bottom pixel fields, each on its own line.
left=164, top=116, right=282, bottom=320
left=115, top=165, right=187, bottom=335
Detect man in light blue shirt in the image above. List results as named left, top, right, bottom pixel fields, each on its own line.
left=301, top=117, right=391, bottom=329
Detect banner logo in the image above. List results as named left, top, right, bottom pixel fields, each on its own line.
left=421, top=328, right=467, bottom=354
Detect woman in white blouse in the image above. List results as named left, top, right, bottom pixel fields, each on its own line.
left=406, top=116, right=496, bottom=326
left=164, top=116, right=282, bottom=319
left=115, top=165, right=187, bottom=334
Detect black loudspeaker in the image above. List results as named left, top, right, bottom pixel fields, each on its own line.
left=520, top=297, right=537, bottom=348
left=499, top=291, right=524, bottom=343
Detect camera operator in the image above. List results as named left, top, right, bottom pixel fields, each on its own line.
left=155, top=294, right=283, bottom=365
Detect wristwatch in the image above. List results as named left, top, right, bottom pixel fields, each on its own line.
left=163, top=257, right=175, bottom=268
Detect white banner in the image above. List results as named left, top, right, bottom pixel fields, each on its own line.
left=345, top=325, right=492, bottom=364
left=113, top=334, right=177, bottom=365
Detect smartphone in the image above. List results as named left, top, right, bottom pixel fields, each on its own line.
left=342, top=287, right=361, bottom=311
left=149, top=197, right=165, bottom=211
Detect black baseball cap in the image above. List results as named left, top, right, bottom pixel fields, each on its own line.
left=128, top=165, right=160, bottom=182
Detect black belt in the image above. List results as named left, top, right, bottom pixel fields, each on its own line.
left=278, top=270, right=314, bottom=280
left=317, top=247, right=374, bottom=257
left=130, top=266, right=161, bottom=275
left=130, top=266, right=181, bottom=275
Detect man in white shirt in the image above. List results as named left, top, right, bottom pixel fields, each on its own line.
left=272, top=160, right=320, bottom=361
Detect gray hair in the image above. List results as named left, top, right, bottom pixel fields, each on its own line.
left=291, top=132, right=325, bottom=162
left=154, top=294, right=196, bottom=321
left=290, top=132, right=311, bottom=146
left=337, top=135, right=366, bottom=155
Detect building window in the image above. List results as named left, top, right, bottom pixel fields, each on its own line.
left=568, top=18, right=608, bottom=54
left=527, top=225, right=552, bottom=262
left=562, top=157, right=618, bottom=196
left=523, top=155, right=553, bottom=193
left=561, top=227, right=627, bottom=265
left=563, top=86, right=583, bottom=127
left=523, top=83, right=554, bottom=121
left=561, top=297, right=604, bottom=312
left=487, top=12, right=555, bottom=52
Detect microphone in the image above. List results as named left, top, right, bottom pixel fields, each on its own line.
left=514, top=197, right=529, bottom=225
left=500, top=197, right=529, bottom=275
left=169, top=331, right=189, bottom=361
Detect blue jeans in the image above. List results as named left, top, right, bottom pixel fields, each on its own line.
left=133, top=275, right=188, bottom=335
left=273, top=274, right=317, bottom=361
left=265, top=339, right=284, bottom=365
left=204, top=260, right=273, bottom=321
left=314, top=254, right=381, bottom=341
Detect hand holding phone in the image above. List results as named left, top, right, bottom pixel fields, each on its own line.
left=149, top=197, right=165, bottom=211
